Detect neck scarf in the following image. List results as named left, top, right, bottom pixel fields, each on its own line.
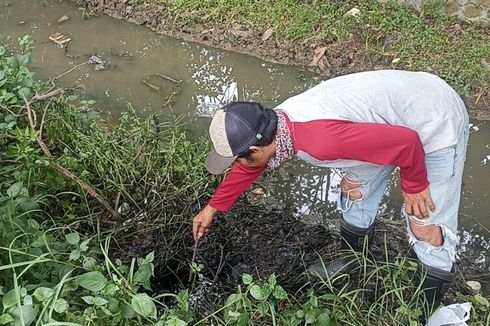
left=268, top=113, right=294, bottom=169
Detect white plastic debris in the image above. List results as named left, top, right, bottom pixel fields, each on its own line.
left=344, top=7, right=360, bottom=17
left=481, top=155, right=490, bottom=166
left=426, top=302, right=472, bottom=326
left=466, top=280, right=481, bottom=294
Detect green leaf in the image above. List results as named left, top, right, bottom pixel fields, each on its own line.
left=144, top=251, right=154, bottom=263
left=2, top=289, right=16, bottom=310
left=101, top=283, right=118, bottom=296
left=272, top=285, right=288, bottom=300
left=4, top=114, right=15, bottom=123
left=77, top=271, right=108, bottom=292
left=474, top=294, right=489, bottom=307
left=9, top=304, right=38, bottom=326
left=165, top=316, right=188, bottom=326
left=82, top=257, right=97, bottom=270
left=23, top=295, right=32, bottom=306
left=65, top=232, right=80, bottom=245
left=133, top=264, right=152, bottom=287
left=81, top=296, right=95, bottom=304
left=249, top=284, right=267, bottom=301
left=268, top=274, right=277, bottom=287
left=17, top=87, right=31, bottom=99
left=93, top=297, right=108, bottom=306
left=7, top=182, right=23, bottom=198
left=131, top=293, right=156, bottom=319
left=79, top=239, right=90, bottom=252
left=16, top=197, right=39, bottom=212
left=33, top=287, right=54, bottom=302
left=69, top=249, right=80, bottom=261
left=54, top=298, right=69, bottom=313
left=317, top=311, right=333, bottom=325
left=257, top=302, right=268, bottom=316
left=242, top=273, right=253, bottom=285
left=16, top=53, right=32, bottom=66
left=122, top=304, right=136, bottom=319
left=27, top=218, right=39, bottom=230
left=4, top=93, right=17, bottom=104
left=0, top=314, right=14, bottom=324
left=107, top=298, right=119, bottom=313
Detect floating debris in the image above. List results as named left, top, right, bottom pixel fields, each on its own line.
left=88, top=55, right=104, bottom=65
left=480, top=155, right=490, bottom=166
left=141, top=79, right=162, bottom=93
left=57, top=15, right=70, bottom=23
left=88, top=55, right=105, bottom=71
left=48, top=32, right=72, bottom=46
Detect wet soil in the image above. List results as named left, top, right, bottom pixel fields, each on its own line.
left=113, top=196, right=472, bottom=315
left=74, top=0, right=489, bottom=119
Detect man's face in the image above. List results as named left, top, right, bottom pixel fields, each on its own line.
left=236, top=142, right=276, bottom=167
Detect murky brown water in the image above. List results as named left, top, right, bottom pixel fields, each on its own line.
left=2, top=0, right=489, bottom=290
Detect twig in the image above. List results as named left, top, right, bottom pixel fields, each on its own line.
left=114, top=191, right=121, bottom=213
left=132, top=140, right=148, bottom=163
left=0, top=133, right=16, bottom=140
left=33, top=89, right=64, bottom=102
left=52, top=61, right=89, bottom=83
left=154, top=73, right=181, bottom=84
left=475, top=88, right=486, bottom=105
left=472, top=272, right=490, bottom=279
left=0, top=103, right=26, bottom=117
left=162, top=92, right=175, bottom=107
left=23, top=96, right=120, bottom=220
left=141, top=79, right=162, bottom=93
left=211, top=245, right=225, bottom=287
left=38, top=103, right=50, bottom=137
left=188, top=238, right=200, bottom=283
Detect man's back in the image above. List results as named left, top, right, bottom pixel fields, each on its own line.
left=276, top=70, right=468, bottom=153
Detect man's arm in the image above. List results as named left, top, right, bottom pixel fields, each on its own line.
left=209, top=163, right=267, bottom=211
left=294, top=120, right=429, bottom=193
left=292, top=119, right=434, bottom=218
left=192, top=162, right=266, bottom=240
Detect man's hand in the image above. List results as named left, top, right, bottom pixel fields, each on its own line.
left=402, top=187, right=435, bottom=219
left=192, top=205, right=218, bottom=241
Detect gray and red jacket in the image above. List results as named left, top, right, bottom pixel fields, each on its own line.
left=209, top=70, right=468, bottom=212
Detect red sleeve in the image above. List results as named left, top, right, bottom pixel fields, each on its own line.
left=208, top=163, right=267, bottom=212
left=291, top=120, right=429, bottom=194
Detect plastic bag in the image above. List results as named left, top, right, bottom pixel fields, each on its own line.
left=427, top=302, right=472, bottom=326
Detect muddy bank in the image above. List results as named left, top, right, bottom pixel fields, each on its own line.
left=116, top=198, right=474, bottom=313
left=74, top=0, right=489, bottom=119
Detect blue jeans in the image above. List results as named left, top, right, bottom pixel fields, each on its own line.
left=338, top=125, right=469, bottom=272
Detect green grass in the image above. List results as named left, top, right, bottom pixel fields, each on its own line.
left=142, top=0, right=489, bottom=97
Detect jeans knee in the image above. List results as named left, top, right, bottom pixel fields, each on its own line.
left=341, top=173, right=363, bottom=201
left=409, top=222, right=444, bottom=246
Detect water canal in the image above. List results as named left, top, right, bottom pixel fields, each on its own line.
left=1, top=0, right=489, bottom=292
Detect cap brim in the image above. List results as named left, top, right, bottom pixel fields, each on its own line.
left=205, top=149, right=237, bottom=175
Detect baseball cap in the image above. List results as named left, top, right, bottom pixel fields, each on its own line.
left=205, top=102, right=268, bottom=174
